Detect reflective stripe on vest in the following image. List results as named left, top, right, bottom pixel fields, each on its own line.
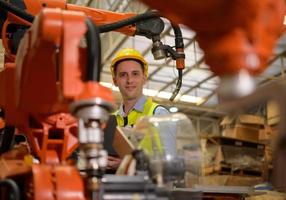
left=115, top=97, right=163, bottom=155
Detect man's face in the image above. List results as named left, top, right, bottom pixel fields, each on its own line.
left=113, top=60, right=147, bottom=101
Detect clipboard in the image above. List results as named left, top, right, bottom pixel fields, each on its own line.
left=112, top=127, right=135, bottom=158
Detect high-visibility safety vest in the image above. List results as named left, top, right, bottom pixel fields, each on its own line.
left=115, top=97, right=164, bottom=155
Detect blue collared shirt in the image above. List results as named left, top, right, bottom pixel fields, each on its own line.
left=117, top=95, right=169, bottom=117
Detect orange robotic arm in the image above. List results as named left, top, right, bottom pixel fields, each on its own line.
left=0, top=7, right=117, bottom=197
left=0, top=1, right=173, bottom=199
left=141, top=0, right=286, bottom=76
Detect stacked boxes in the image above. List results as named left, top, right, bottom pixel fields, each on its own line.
left=198, top=115, right=272, bottom=188
left=220, top=115, right=265, bottom=142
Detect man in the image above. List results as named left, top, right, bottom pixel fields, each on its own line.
left=106, top=48, right=176, bottom=170
left=110, top=48, right=170, bottom=125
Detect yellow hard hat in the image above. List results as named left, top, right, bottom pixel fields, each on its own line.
left=110, top=48, right=148, bottom=77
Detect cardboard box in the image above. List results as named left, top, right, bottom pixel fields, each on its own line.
left=221, top=115, right=265, bottom=141
left=222, top=125, right=260, bottom=141
left=267, top=101, right=280, bottom=126
left=112, top=127, right=135, bottom=158
left=258, top=125, right=274, bottom=141
left=221, top=115, right=264, bottom=129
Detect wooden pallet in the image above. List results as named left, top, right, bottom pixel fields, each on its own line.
left=203, top=163, right=266, bottom=178
left=218, top=165, right=263, bottom=177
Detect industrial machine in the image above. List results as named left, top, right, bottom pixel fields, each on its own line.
left=0, top=0, right=186, bottom=199
left=0, top=0, right=285, bottom=199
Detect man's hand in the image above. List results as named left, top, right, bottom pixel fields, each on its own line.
left=107, top=156, right=122, bottom=170
left=2, top=142, right=30, bottom=159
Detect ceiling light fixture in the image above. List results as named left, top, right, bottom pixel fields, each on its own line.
left=169, top=106, right=178, bottom=113
left=100, top=81, right=119, bottom=91
left=180, top=95, right=204, bottom=104
left=100, top=82, right=112, bottom=88
left=157, top=91, right=172, bottom=99
left=143, top=88, right=158, bottom=97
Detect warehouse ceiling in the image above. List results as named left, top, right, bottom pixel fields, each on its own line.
left=1, top=0, right=286, bottom=120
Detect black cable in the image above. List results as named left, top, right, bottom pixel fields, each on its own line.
left=169, top=23, right=184, bottom=101
left=85, top=18, right=101, bottom=82
left=98, top=10, right=160, bottom=33
left=171, top=23, right=184, bottom=49
left=0, top=0, right=34, bottom=23
left=169, top=69, right=182, bottom=101
left=0, top=179, right=20, bottom=200
left=0, top=0, right=159, bottom=33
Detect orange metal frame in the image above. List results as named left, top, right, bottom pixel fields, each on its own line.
left=0, top=2, right=135, bottom=198
left=0, top=0, right=134, bottom=164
